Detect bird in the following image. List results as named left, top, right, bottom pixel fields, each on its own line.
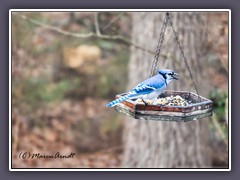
left=106, top=69, right=179, bottom=107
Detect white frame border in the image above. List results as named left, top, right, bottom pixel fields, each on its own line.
left=9, top=9, right=231, bottom=171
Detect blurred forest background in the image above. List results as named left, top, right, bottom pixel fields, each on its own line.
left=12, top=11, right=228, bottom=168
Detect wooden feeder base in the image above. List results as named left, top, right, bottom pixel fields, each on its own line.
left=114, top=90, right=213, bottom=122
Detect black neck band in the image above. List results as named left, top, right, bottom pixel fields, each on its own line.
left=159, top=72, right=167, bottom=86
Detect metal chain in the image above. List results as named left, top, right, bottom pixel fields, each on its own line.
left=150, top=12, right=170, bottom=77
left=167, top=13, right=200, bottom=97
left=150, top=12, right=200, bottom=97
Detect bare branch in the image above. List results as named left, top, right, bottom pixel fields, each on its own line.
left=18, top=14, right=94, bottom=38
left=102, top=12, right=125, bottom=31
left=94, top=12, right=101, bottom=36
left=211, top=113, right=228, bottom=147
left=16, top=13, right=169, bottom=59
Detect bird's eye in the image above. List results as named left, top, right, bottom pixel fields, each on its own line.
left=169, top=72, right=174, bottom=75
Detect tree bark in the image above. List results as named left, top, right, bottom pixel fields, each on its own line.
left=122, top=12, right=211, bottom=168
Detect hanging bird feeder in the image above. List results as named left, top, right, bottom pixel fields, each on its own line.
left=114, top=12, right=213, bottom=122
left=115, top=90, right=213, bottom=122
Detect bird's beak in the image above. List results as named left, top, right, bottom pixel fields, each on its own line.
left=173, top=73, right=180, bottom=80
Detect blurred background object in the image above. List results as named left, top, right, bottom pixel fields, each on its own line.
left=11, top=11, right=229, bottom=168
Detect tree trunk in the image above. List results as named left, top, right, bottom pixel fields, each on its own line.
left=122, top=12, right=211, bottom=168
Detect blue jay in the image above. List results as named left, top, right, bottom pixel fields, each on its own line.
left=106, top=69, right=179, bottom=107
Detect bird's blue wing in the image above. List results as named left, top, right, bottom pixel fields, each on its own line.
left=132, top=75, right=165, bottom=93
left=132, top=84, right=155, bottom=95
left=106, top=75, right=165, bottom=107
left=106, top=84, right=156, bottom=107
left=131, top=81, right=165, bottom=96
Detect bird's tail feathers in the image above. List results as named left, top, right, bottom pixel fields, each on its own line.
left=106, top=94, right=132, bottom=107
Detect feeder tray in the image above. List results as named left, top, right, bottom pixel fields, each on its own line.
left=115, top=90, right=213, bottom=122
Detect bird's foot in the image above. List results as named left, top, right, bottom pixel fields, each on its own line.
left=142, top=99, right=148, bottom=106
